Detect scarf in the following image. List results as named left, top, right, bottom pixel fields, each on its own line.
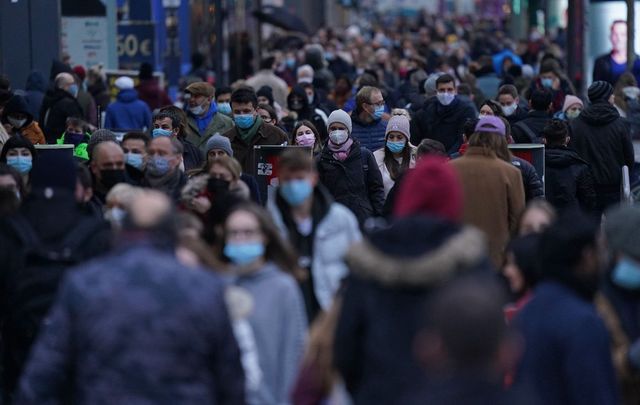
left=194, top=102, right=218, bottom=133
left=327, top=138, right=354, bottom=161
left=238, top=116, right=263, bottom=142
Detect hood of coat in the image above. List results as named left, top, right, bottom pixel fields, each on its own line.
left=117, top=88, right=140, bottom=103
left=2, top=95, right=34, bottom=123
left=346, top=216, right=489, bottom=288
left=545, top=146, right=589, bottom=168
left=579, top=102, right=620, bottom=126
left=287, top=84, right=312, bottom=114
left=26, top=71, right=47, bottom=92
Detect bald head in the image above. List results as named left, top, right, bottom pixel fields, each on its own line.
left=91, top=141, right=125, bottom=182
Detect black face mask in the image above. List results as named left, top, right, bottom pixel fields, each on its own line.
left=100, top=169, right=126, bottom=190
left=290, top=99, right=304, bottom=111
left=207, top=177, right=231, bottom=194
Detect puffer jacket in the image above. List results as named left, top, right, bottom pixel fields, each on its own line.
left=267, top=185, right=362, bottom=310
left=350, top=114, right=388, bottom=152
left=570, top=102, right=635, bottom=188
left=317, top=140, right=385, bottom=225
left=544, top=146, right=597, bottom=214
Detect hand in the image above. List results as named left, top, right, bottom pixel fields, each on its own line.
left=189, top=196, right=211, bottom=214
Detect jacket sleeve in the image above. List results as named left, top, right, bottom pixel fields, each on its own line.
left=620, top=127, right=635, bottom=170
left=103, top=108, right=114, bottom=130
left=15, top=278, right=75, bottom=404
left=409, top=110, right=425, bottom=146
left=508, top=169, right=526, bottom=233
left=576, top=165, right=598, bottom=216
left=364, top=149, right=385, bottom=216
left=277, top=284, right=307, bottom=404
left=521, top=160, right=544, bottom=201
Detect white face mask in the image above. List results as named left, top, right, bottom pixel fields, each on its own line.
left=189, top=101, right=208, bottom=116
left=622, top=86, right=640, bottom=100
left=8, top=117, right=27, bottom=128
left=501, top=103, right=517, bottom=116
left=437, top=92, right=455, bottom=106
left=329, top=129, right=349, bottom=145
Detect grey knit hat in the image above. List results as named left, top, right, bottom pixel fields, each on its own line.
left=205, top=133, right=233, bottom=157
left=327, top=109, right=352, bottom=134
left=88, top=129, right=117, bottom=158
left=605, top=205, right=640, bottom=260
left=385, top=115, right=411, bottom=140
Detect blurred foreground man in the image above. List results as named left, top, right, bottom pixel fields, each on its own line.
left=16, top=190, right=245, bottom=404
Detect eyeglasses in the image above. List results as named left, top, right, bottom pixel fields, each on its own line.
left=260, top=115, right=273, bottom=123
left=368, top=100, right=385, bottom=108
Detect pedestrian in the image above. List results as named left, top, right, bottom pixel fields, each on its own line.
left=222, top=203, right=307, bottom=404
left=291, top=120, right=322, bottom=155
left=500, top=117, right=544, bottom=202
left=478, top=99, right=503, bottom=117
left=267, top=149, right=361, bottom=322
left=511, top=88, right=552, bottom=143
left=450, top=116, right=525, bottom=266
left=349, top=86, right=388, bottom=151
left=23, top=71, right=47, bottom=121
left=72, top=66, right=98, bottom=127
left=334, top=157, right=492, bottom=404
left=0, top=164, right=24, bottom=217
left=86, top=64, right=110, bottom=113
left=135, top=62, right=172, bottom=111
left=216, top=86, right=233, bottom=117
left=598, top=205, right=640, bottom=404
left=15, top=190, right=245, bottom=404
left=317, top=109, right=385, bottom=226
left=39, top=72, right=83, bottom=143
left=56, top=117, right=91, bottom=161
left=612, top=72, right=640, bottom=139
left=86, top=128, right=117, bottom=160
left=222, top=87, right=288, bottom=174
left=257, top=103, right=280, bottom=129
left=0, top=151, right=111, bottom=401
left=527, top=59, right=574, bottom=113
left=411, top=74, right=477, bottom=154
left=570, top=80, right=635, bottom=214
left=152, top=109, right=204, bottom=171
left=183, top=81, right=235, bottom=152
left=542, top=119, right=597, bottom=215
left=373, top=115, right=417, bottom=198
left=282, top=85, right=328, bottom=143
left=143, top=136, right=187, bottom=201
left=502, top=234, right=541, bottom=322
left=497, top=84, right=528, bottom=126
left=0, top=134, right=36, bottom=187
left=104, top=76, right=152, bottom=131
left=89, top=140, right=126, bottom=206
left=1, top=94, right=46, bottom=145
left=245, top=56, right=290, bottom=107
left=517, top=199, right=557, bottom=236
left=121, top=131, right=150, bottom=186
left=514, top=212, right=619, bottom=405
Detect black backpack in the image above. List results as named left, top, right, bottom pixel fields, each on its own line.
left=3, top=215, right=104, bottom=388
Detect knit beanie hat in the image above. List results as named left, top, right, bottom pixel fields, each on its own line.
left=256, top=86, right=275, bottom=106
left=394, top=156, right=463, bottom=222
left=605, top=205, right=640, bottom=260
left=88, top=129, right=117, bottom=159
left=385, top=115, right=411, bottom=140
left=327, top=109, right=352, bottom=134
left=205, top=133, right=233, bottom=157
left=588, top=81, right=614, bottom=103
left=115, top=76, right=135, bottom=90
left=31, top=149, right=77, bottom=193
left=562, top=95, right=584, bottom=112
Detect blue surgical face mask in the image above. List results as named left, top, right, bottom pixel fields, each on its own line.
left=218, top=102, right=232, bottom=115
left=371, top=105, right=385, bottom=120
left=146, top=156, right=171, bottom=176
left=386, top=140, right=406, bottom=154
left=612, top=256, right=640, bottom=289
left=437, top=92, right=456, bottom=106
left=541, top=78, right=554, bottom=89
left=68, top=84, right=79, bottom=98
left=224, top=242, right=265, bottom=265
left=6, top=155, right=32, bottom=174
left=152, top=128, right=173, bottom=138
left=280, top=179, right=313, bottom=206
left=125, top=152, right=144, bottom=170
left=234, top=113, right=256, bottom=129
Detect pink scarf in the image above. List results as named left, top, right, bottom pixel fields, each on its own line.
left=327, top=138, right=354, bottom=161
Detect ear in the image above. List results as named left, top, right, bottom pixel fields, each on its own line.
left=90, top=161, right=98, bottom=177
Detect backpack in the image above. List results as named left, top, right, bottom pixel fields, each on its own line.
left=513, top=121, right=539, bottom=143
left=3, top=215, right=104, bottom=382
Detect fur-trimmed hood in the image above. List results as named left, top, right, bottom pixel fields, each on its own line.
left=346, top=217, right=489, bottom=288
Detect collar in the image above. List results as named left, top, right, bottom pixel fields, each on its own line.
left=464, top=146, right=498, bottom=158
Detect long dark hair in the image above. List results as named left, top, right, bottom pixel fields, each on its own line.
left=383, top=133, right=411, bottom=181
left=224, top=203, right=303, bottom=280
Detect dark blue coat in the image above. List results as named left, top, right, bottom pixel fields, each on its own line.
left=514, top=281, right=619, bottom=405
left=350, top=115, right=388, bottom=152
left=16, top=243, right=245, bottom=405
left=104, top=89, right=152, bottom=130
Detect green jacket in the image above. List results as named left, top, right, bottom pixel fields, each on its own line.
left=185, top=112, right=234, bottom=153
left=57, top=132, right=90, bottom=160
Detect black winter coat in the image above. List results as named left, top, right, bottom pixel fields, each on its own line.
left=511, top=110, right=551, bottom=144
left=180, top=138, right=204, bottom=172
left=512, top=156, right=544, bottom=202
left=317, top=141, right=385, bottom=225
left=570, top=102, right=635, bottom=187
left=410, top=97, right=476, bottom=154
left=39, top=88, right=84, bottom=144
left=545, top=146, right=597, bottom=214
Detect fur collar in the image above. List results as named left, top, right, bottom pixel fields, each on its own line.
left=347, top=226, right=487, bottom=287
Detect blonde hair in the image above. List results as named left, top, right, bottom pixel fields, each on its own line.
left=209, top=155, right=242, bottom=181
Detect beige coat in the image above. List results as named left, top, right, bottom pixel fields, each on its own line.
left=373, top=146, right=417, bottom=198
left=450, top=146, right=525, bottom=266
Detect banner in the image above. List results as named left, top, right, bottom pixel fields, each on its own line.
left=61, top=16, right=110, bottom=68
left=509, top=143, right=545, bottom=183
left=253, top=145, right=313, bottom=203
left=117, top=21, right=157, bottom=70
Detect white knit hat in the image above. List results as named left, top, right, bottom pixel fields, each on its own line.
left=115, top=76, right=135, bottom=90
left=327, top=109, right=352, bottom=134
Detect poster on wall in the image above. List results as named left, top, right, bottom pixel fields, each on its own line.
left=61, top=16, right=110, bottom=68
left=588, top=0, right=640, bottom=87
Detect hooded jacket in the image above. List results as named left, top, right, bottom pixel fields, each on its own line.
left=24, top=71, right=47, bottom=121
left=511, top=110, right=551, bottom=144
left=282, top=85, right=328, bottom=142
left=570, top=102, right=634, bottom=188
left=334, top=216, right=491, bottom=404
left=544, top=146, right=597, bottom=214
left=39, top=87, right=84, bottom=143
left=104, top=89, right=152, bottom=131
left=2, top=95, right=46, bottom=145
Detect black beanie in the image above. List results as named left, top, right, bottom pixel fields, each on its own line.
left=588, top=81, right=614, bottom=103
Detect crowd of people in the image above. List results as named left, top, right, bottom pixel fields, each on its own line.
left=0, top=10, right=639, bottom=405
